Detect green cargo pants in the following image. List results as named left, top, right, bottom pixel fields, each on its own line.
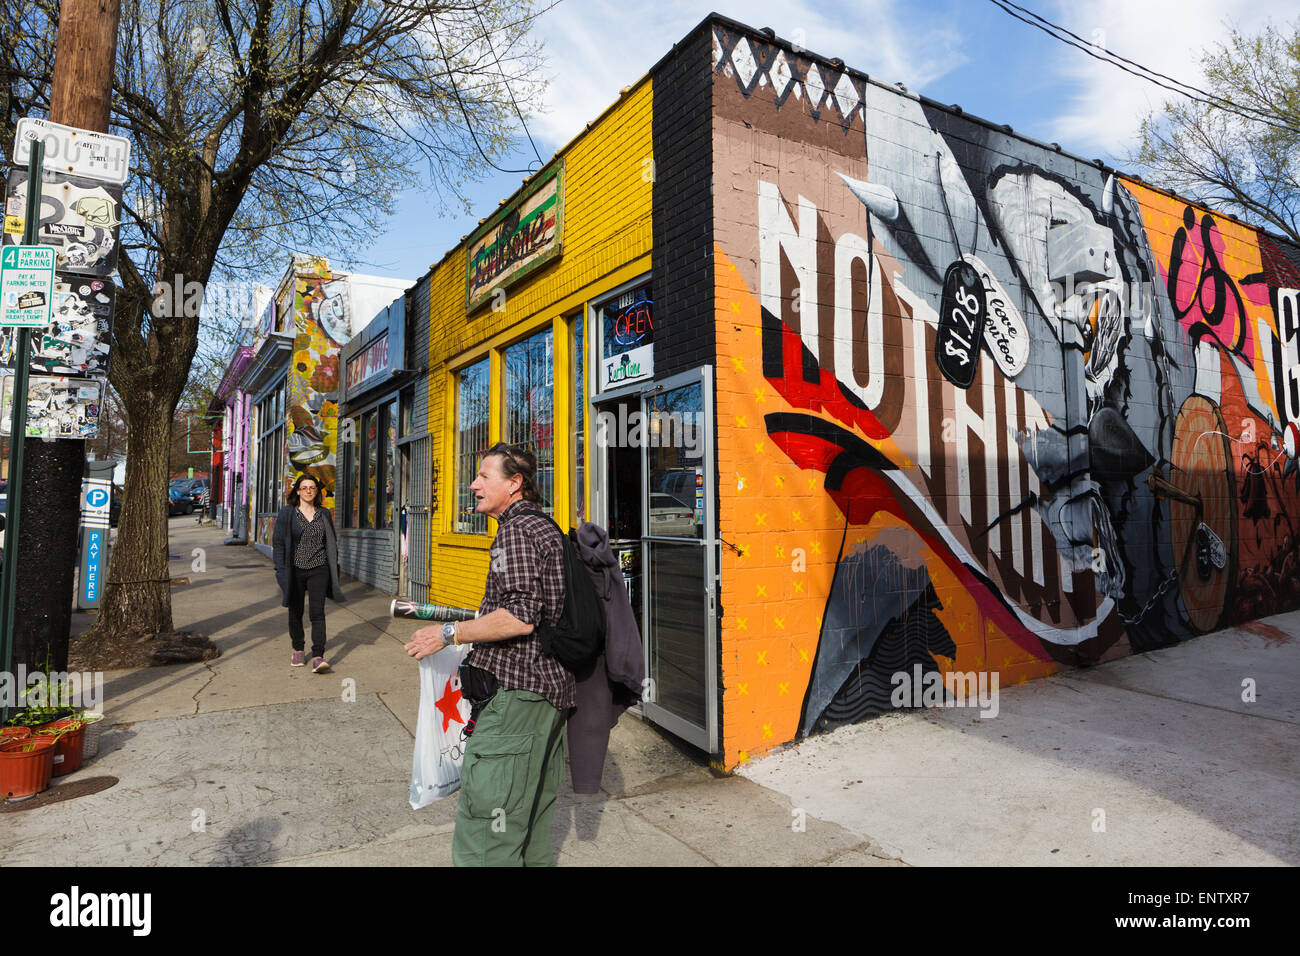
left=452, top=689, right=566, bottom=867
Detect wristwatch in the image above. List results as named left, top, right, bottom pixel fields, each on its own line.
left=442, top=621, right=459, bottom=646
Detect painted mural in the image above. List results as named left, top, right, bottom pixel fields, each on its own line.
left=710, top=25, right=1300, bottom=765
left=287, top=261, right=349, bottom=508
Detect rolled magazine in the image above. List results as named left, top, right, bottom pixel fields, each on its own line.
left=389, top=601, right=479, bottom=621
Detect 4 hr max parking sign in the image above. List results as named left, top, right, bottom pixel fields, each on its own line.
left=0, top=244, right=56, bottom=328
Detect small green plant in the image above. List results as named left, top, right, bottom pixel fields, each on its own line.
left=2, top=650, right=77, bottom=728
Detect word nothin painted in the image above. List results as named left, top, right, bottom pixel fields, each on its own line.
left=49, top=887, right=151, bottom=936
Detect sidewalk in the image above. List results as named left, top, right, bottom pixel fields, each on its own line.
left=10, top=518, right=887, bottom=866
left=6, top=518, right=1295, bottom=866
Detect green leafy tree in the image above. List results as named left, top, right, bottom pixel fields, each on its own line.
left=1132, top=19, right=1300, bottom=242
left=1, top=0, right=547, bottom=639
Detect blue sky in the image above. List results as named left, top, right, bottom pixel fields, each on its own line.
left=315, top=0, right=1296, bottom=285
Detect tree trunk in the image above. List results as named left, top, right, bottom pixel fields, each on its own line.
left=89, top=397, right=174, bottom=636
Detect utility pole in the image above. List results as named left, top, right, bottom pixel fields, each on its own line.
left=11, top=0, right=122, bottom=672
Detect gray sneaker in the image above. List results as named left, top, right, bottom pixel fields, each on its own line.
left=291, top=650, right=306, bottom=667
left=311, top=656, right=331, bottom=674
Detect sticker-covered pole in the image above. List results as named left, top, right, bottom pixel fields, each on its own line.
left=0, top=140, right=42, bottom=721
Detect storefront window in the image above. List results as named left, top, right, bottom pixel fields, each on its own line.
left=384, top=398, right=398, bottom=528
left=346, top=417, right=361, bottom=527
left=364, top=410, right=378, bottom=528
left=257, top=382, right=286, bottom=517
left=597, top=281, right=653, bottom=391
left=504, top=329, right=554, bottom=514
left=456, top=359, right=490, bottom=534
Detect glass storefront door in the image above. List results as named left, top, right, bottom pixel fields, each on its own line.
left=593, top=366, right=716, bottom=752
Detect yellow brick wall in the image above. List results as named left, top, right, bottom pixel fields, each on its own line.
left=422, top=78, right=655, bottom=608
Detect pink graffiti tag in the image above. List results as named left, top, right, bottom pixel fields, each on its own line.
left=1166, top=206, right=1252, bottom=362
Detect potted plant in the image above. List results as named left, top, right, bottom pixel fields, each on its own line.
left=0, top=735, right=55, bottom=800
left=0, top=726, right=32, bottom=743
left=34, top=718, right=86, bottom=777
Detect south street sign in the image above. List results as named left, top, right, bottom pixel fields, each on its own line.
left=0, top=244, right=56, bottom=328
left=14, top=118, right=131, bottom=185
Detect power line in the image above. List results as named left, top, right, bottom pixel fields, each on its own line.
left=430, top=1, right=562, bottom=176
left=986, top=0, right=1300, bottom=138
left=475, top=4, right=547, bottom=170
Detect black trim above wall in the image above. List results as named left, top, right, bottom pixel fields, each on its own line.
left=651, top=25, right=714, bottom=381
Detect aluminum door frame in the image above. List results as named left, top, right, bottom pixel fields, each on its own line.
left=636, top=364, right=717, bottom=754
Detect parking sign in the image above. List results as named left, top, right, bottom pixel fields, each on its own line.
left=0, top=244, right=56, bottom=328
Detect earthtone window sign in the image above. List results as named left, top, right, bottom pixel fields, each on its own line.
left=0, top=275, right=113, bottom=375
left=599, top=283, right=654, bottom=390
left=0, top=372, right=101, bottom=438
left=0, top=244, right=56, bottom=328
left=346, top=332, right=389, bottom=391
left=4, top=169, right=122, bottom=277
left=464, top=163, right=564, bottom=312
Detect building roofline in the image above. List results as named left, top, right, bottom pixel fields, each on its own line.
left=410, top=11, right=1297, bottom=291
left=700, top=12, right=1295, bottom=246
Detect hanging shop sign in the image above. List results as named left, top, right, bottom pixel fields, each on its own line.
left=0, top=244, right=56, bottom=328
left=963, top=253, right=1029, bottom=379
left=464, top=162, right=564, bottom=312
left=599, top=282, right=654, bottom=390
left=1, top=275, right=113, bottom=375
left=346, top=332, right=389, bottom=392
left=0, top=372, right=102, bottom=439
left=4, top=169, right=122, bottom=277
left=14, top=118, right=132, bottom=185
left=935, top=260, right=986, bottom=389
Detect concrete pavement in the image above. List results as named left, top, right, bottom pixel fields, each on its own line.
left=10, top=518, right=889, bottom=866
left=5, top=517, right=1295, bottom=866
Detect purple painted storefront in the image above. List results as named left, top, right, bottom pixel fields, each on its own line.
left=210, top=343, right=254, bottom=540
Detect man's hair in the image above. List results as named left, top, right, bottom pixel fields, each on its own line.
left=483, top=442, right=543, bottom=503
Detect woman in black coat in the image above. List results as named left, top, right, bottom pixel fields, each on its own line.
left=272, top=472, right=347, bottom=673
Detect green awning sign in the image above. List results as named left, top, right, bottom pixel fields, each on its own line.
left=1, top=244, right=56, bottom=328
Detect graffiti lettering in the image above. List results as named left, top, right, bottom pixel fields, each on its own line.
left=1167, top=207, right=1248, bottom=354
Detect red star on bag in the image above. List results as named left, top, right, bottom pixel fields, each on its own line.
left=435, top=679, right=464, bottom=733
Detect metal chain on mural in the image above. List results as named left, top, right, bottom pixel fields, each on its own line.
left=1119, top=568, right=1179, bottom=625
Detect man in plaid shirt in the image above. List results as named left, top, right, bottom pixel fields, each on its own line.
left=405, top=443, right=574, bottom=866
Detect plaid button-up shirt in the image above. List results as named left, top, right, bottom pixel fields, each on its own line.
left=467, top=499, right=575, bottom=711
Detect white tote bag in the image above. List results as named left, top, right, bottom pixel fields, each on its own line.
left=410, top=644, right=473, bottom=809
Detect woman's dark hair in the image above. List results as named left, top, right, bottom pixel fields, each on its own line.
left=484, top=442, right=543, bottom=503
left=287, top=471, right=323, bottom=505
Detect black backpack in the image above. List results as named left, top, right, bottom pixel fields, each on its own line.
left=535, top=515, right=606, bottom=673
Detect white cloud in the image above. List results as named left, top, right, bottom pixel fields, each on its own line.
left=1044, top=0, right=1296, bottom=158
left=524, top=0, right=970, bottom=150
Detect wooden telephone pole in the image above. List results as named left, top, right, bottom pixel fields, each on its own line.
left=11, top=0, right=121, bottom=672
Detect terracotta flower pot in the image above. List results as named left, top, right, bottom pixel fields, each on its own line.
left=1, top=726, right=32, bottom=742
left=0, top=735, right=55, bottom=799
left=35, top=720, right=85, bottom=777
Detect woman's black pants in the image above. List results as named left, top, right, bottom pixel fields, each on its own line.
left=288, top=564, right=328, bottom=657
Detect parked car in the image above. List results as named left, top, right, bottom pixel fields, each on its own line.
left=168, top=481, right=194, bottom=516
left=185, top=477, right=210, bottom=511
left=648, top=492, right=696, bottom=537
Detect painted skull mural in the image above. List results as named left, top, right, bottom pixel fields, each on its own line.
left=708, top=25, right=1300, bottom=755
